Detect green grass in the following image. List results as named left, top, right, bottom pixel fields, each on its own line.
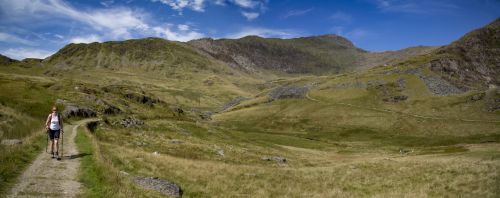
left=75, top=126, right=112, bottom=197
left=0, top=133, right=45, bottom=197
left=76, top=125, right=163, bottom=198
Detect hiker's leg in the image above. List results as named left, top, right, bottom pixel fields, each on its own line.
left=50, top=139, right=54, bottom=153
left=54, top=139, right=59, bottom=152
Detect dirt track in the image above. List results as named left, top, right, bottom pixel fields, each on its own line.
left=7, top=119, right=96, bottom=198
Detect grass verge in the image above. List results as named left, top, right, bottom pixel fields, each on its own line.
left=0, top=133, right=45, bottom=197
left=75, top=124, right=162, bottom=198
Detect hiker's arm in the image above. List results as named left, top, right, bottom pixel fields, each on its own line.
left=45, top=114, right=51, bottom=130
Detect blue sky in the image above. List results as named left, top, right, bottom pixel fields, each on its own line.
left=0, top=0, right=499, bottom=60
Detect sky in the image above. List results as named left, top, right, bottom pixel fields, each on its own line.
left=0, top=0, right=499, bottom=60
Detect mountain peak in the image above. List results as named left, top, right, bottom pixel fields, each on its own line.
left=0, top=54, right=18, bottom=65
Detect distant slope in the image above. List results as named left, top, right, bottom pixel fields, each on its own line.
left=359, top=46, right=438, bottom=69
left=44, top=38, right=216, bottom=72
left=188, top=35, right=365, bottom=74
left=0, top=54, right=18, bottom=66
left=429, top=18, right=500, bottom=89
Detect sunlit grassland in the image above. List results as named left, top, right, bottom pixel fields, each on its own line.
left=1, top=56, right=499, bottom=197
left=76, top=125, right=163, bottom=198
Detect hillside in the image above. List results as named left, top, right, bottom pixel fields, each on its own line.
left=44, top=38, right=218, bottom=73
left=0, top=54, right=18, bottom=66
left=429, top=18, right=500, bottom=89
left=359, top=46, right=438, bottom=69
left=188, top=35, right=364, bottom=74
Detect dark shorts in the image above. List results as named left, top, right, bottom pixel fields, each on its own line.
left=48, top=129, right=60, bottom=140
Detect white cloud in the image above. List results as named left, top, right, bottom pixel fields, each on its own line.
left=54, top=34, right=64, bottom=39
left=283, top=8, right=314, bottom=19
left=241, top=11, right=259, bottom=21
left=227, top=27, right=301, bottom=39
left=0, top=0, right=149, bottom=39
left=69, top=34, right=102, bottom=43
left=150, top=0, right=268, bottom=19
left=2, top=48, right=55, bottom=60
left=0, top=0, right=205, bottom=42
left=231, top=0, right=259, bottom=8
left=152, top=0, right=206, bottom=13
left=330, top=11, right=352, bottom=22
left=100, top=0, right=114, bottom=7
left=374, top=0, right=459, bottom=14
left=177, top=24, right=190, bottom=31
left=153, top=26, right=205, bottom=41
left=0, top=32, right=35, bottom=45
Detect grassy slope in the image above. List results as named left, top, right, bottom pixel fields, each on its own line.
left=1, top=34, right=499, bottom=197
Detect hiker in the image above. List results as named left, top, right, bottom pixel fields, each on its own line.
left=45, top=106, right=64, bottom=158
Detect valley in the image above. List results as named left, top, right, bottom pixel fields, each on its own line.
left=0, top=18, right=499, bottom=197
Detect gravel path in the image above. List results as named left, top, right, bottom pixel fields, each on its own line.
left=7, top=119, right=97, bottom=198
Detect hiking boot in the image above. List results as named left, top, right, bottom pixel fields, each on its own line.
left=51, top=152, right=55, bottom=158
left=55, top=152, right=59, bottom=157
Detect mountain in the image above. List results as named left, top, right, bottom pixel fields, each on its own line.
left=359, top=46, right=438, bottom=69
left=428, top=18, right=500, bottom=89
left=44, top=37, right=216, bottom=72
left=0, top=54, right=18, bottom=66
left=188, top=34, right=364, bottom=74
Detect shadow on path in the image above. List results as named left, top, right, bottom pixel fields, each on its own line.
left=65, top=153, right=91, bottom=160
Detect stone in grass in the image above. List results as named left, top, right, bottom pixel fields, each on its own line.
left=169, top=139, right=184, bottom=144
left=1, top=139, right=22, bottom=145
left=216, top=149, right=225, bottom=156
left=133, top=176, right=182, bottom=198
left=261, top=156, right=287, bottom=163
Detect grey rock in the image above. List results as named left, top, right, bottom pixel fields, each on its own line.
left=262, top=156, right=287, bottom=163
left=383, top=95, right=408, bottom=103
left=103, top=104, right=121, bottom=114
left=219, top=97, right=250, bottom=112
left=269, top=86, right=309, bottom=100
left=169, top=139, right=183, bottom=144
left=120, top=118, right=144, bottom=128
left=367, top=80, right=385, bottom=87
left=396, top=78, right=406, bottom=90
left=420, top=75, right=464, bottom=96
left=469, top=93, right=485, bottom=101
left=133, top=176, right=181, bottom=197
left=1, top=139, right=22, bottom=145
left=216, top=149, right=225, bottom=156
left=335, top=82, right=367, bottom=89
left=405, top=68, right=464, bottom=96
left=63, top=105, right=96, bottom=118
left=243, top=173, right=257, bottom=177
left=199, top=111, right=212, bottom=120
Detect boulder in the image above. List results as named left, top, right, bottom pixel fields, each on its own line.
left=383, top=95, right=408, bottom=103
left=199, top=111, right=212, bottom=120
left=261, top=156, right=287, bottom=163
left=133, top=176, right=181, bottom=198
left=269, top=86, right=309, bottom=100
left=119, top=118, right=144, bottom=128
left=169, top=139, right=183, bottom=144
left=62, top=105, right=96, bottom=118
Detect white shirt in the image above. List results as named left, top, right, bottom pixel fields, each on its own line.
left=49, top=113, right=61, bottom=130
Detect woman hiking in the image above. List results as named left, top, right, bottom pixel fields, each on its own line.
left=45, top=106, right=64, bottom=159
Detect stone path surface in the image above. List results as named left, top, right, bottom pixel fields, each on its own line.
left=7, top=119, right=96, bottom=198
